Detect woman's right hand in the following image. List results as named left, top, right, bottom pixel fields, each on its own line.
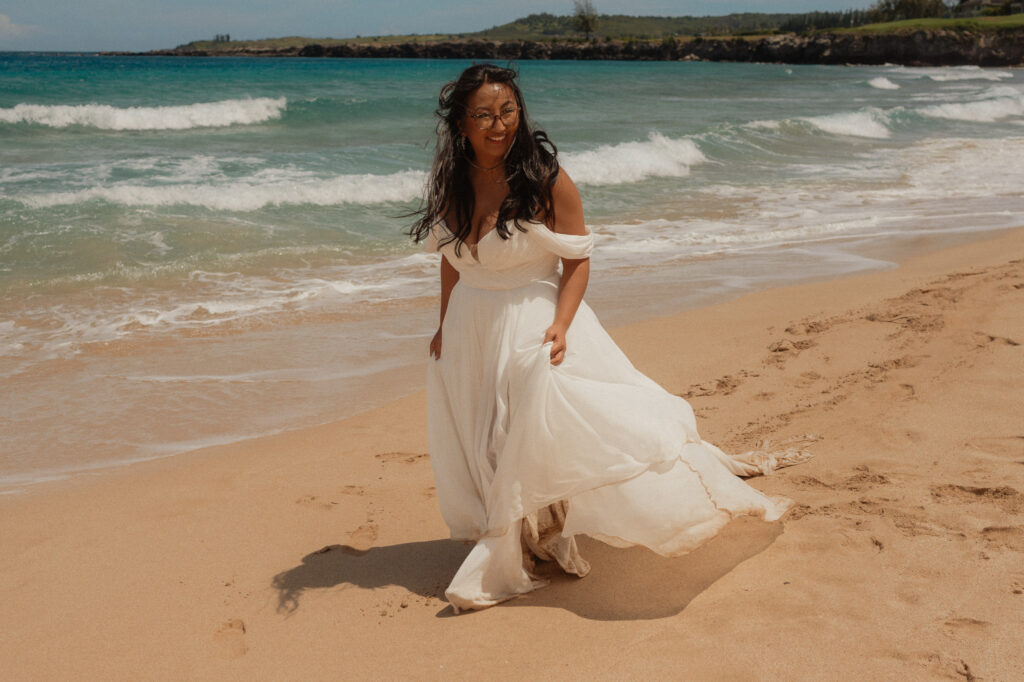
left=429, top=328, right=442, bottom=360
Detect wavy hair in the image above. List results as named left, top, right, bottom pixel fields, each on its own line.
left=408, top=63, right=559, bottom=256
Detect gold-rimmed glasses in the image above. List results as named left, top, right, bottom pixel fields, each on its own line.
left=469, top=106, right=519, bottom=130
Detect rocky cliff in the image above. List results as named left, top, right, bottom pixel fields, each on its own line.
left=115, top=29, right=1024, bottom=67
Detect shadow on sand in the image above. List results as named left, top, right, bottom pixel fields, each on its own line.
left=271, top=539, right=471, bottom=615
left=508, top=517, right=782, bottom=620
left=271, top=517, right=781, bottom=621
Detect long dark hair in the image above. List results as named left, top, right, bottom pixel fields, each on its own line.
left=408, top=63, right=559, bottom=256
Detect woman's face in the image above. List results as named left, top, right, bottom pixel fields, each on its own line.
left=460, top=81, right=519, bottom=165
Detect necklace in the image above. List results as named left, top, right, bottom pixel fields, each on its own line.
left=468, top=161, right=507, bottom=185
left=467, top=158, right=503, bottom=172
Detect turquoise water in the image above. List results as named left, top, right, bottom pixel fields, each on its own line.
left=2, top=54, right=1023, bottom=490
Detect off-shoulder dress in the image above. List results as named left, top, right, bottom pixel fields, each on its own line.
left=425, top=220, right=806, bottom=612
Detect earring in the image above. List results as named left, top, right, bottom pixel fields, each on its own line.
left=460, top=135, right=468, bottom=153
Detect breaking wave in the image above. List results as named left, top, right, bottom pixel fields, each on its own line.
left=0, top=97, right=287, bottom=130
left=561, top=133, right=707, bottom=185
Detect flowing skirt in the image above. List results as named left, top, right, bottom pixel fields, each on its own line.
left=427, top=275, right=807, bottom=612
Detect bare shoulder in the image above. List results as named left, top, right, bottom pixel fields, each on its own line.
left=548, top=168, right=586, bottom=236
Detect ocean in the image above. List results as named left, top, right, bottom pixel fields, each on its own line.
left=1, top=54, right=1022, bottom=492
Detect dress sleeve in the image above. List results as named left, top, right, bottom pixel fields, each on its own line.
left=529, top=223, right=594, bottom=259
left=423, top=221, right=443, bottom=253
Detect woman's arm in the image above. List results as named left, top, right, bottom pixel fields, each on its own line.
left=544, top=170, right=590, bottom=366
left=430, top=254, right=459, bottom=360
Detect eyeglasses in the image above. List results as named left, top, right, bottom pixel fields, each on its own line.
left=469, top=107, right=519, bottom=130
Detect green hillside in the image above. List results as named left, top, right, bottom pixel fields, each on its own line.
left=172, top=10, right=1024, bottom=54
left=835, top=13, right=1024, bottom=33
left=473, top=12, right=798, bottom=39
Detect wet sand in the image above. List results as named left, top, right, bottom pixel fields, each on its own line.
left=1, top=227, right=1022, bottom=680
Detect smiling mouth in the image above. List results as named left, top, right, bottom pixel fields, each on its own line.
left=486, top=135, right=506, bottom=143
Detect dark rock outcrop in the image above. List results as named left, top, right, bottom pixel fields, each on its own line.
left=110, top=28, right=1024, bottom=67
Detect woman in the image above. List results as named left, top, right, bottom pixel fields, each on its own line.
left=410, top=63, right=811, bottom=613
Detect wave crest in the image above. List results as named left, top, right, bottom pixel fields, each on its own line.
left=918, top=89, right=1024, bottom=123
left=868, top=77, right=899, bottom=90
left=0, top=97, right=287, bottom=130
left=799, top=110, right=892, bottom=139
left=16, top=169, right=427, bottom=210
left=561, top=133, right=706, bottom=185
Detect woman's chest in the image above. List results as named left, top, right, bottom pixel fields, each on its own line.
left=469, top=186, right=509, bottom=236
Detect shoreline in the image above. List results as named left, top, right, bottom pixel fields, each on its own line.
left=2, top=226, right=1021, bottom=678
left=1, top=227, right=1022, bottom=677
left=4, top=223, right=1019, bottom=496
left=99, top=28, right=1024, bottom=67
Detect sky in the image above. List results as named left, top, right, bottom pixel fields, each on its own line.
left=0, top=1, right=872, bottom=52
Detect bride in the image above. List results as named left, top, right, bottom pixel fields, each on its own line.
left=409, top=63, right=811, bottom=612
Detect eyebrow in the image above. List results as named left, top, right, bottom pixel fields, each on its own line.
left=470, top=103, right=516, bottom=113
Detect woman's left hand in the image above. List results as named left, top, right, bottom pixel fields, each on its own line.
left=544, top=324, right=567, bottom=365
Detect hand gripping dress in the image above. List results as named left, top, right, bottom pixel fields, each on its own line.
left=425, top=220, right=809, bottom=612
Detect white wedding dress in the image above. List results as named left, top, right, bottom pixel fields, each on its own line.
left=425, top=220, right=809, bottom=612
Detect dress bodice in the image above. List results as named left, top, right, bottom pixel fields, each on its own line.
left=426, top=220, right=593, bottom=290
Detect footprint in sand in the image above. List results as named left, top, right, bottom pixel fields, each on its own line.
left=981, top=526, right=1024, bottom=553
left=972, top=331, right=1020, bottom=348
left=796, top=371, right=822, bottom=388
left=964, top=436, right=1024, bottom=463
left=213, top=619, right=247, bottom=659
left=941, top=616, right=991, bottom=635
left=295, top=494, right=336, bottom=511
left=789, top=475, right=837, bottom=491
left=375, top=452, right=429, bottom=465
left=765, top=338, right=816, bottom=366
left=1012, top=574, right=1024, bottom=595
left=681, top=372, right=747, bottom=398
left=785, top=319, right=833, bottom=336
left=931, top=484, right=1024, bottom=514
left=347, top=521, right=378, bottom=551
left=844, top=468, right=891, bottom=491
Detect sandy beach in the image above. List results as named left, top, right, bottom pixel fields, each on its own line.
left=1, top=227, right=1022, bottom=680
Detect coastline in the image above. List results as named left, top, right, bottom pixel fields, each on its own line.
left=7, top=54, right=1021, bottom=495
left=3, top=224, right=1016, bottom=495
left=100, top=28, right=1024, bottom=67
left=2, top=226, right=1021, bottom=678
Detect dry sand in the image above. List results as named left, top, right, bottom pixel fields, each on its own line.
left=1, top=228, right=1022, bottom=680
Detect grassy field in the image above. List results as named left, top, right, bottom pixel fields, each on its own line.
left=836, top=14, right=1024, bottom=34
left=474, top=13, right=792, bottom=40
left=178, top=12, right=797, bottom=51
left=176, top=12, right=1024, bottom=53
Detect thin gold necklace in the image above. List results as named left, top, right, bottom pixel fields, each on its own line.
left=467, top=157, right=503, bottom=172
left=469, top=163, right=507, bottom=185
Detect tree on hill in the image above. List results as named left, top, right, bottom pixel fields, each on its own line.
left=869, top=0, right=949, bottom=21
left=573, top=0, right=599, bottom=39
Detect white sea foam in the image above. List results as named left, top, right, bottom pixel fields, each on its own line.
left=1, top=249, right=443, bottom=366
left=746, top=108, right=893, bottom=138
left=918, top=89, right=1024, bottom=123
left=799, top=110, right=892, bottom=139
left=885, top=65, right=1014, bottom=83
left=868, top=77, right=900, bottom=90
left=925, top=66, right=1014, bottom=82
left=18, top=169, right=427, bottom=210
left=14, top=134, right=710, bottom=209
left=561, top=133, right=707, bottom=185
left=0, top=97, right=287, bottom=130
